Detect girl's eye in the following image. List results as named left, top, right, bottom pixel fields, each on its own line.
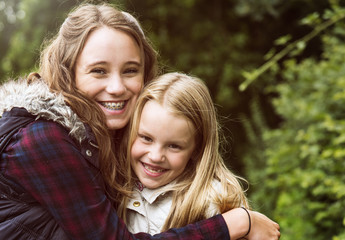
left=139, top=134, right=152, bottom=143
left=169, top=144, right=181, bottom=150
left=91, top=68, right=106, bottom=75
left=124, top=68, right=139, bottom=75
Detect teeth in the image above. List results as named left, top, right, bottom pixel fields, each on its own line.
left=143, top=163, right=165, bottom=173
left=100, top=102, right=125, bottom=110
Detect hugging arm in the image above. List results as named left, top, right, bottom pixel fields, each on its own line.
left=8, top=121, right=229, bottom=240
left=222, top=208, right=280, bottom=240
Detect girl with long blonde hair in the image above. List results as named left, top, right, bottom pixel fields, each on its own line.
left=119, top=72, right=252, bottom=235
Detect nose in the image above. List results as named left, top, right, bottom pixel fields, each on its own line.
left=106, top=73, right=126, bottom=95
left=148, top=145, right=166, bottom=163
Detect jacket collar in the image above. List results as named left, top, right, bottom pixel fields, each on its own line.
left=0, top=79, right=86, bottom=143
left=134, top=181, right=176, bottom=204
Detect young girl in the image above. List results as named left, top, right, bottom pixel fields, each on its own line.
left=119, top=72, right=252, bottom=236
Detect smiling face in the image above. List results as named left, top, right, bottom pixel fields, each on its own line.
left=130, top=101, right=196, bottom=189
left=75, top=26, right=144, bottom=130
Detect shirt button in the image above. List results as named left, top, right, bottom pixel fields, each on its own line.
left=86, top=149, right=92, bottom=157
left=133, top=201, right=140, bottom=207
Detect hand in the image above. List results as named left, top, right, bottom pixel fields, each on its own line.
left=246, top=210, right=280, bottom=240
left=222, top=208, right=280, bottom=240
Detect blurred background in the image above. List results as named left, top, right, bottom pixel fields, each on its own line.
left=1, top=0, right=345, bottom=239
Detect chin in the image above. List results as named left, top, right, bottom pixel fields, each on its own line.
left=145, top=182, right=164, bottom=189
left=106, top=119, right=128, bottom=131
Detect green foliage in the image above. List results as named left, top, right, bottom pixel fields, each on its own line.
left=249, top=16, right=345, bottom=240
left=0, top=0, right=79, bottom=83
left=240, top=5, right=345, bottom=91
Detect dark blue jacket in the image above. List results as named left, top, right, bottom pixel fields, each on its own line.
left=0, top=108, right=69, bottom=239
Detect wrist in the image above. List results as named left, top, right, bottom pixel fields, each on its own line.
left=240, top=207, right=251, bottom=238
left=222, top=208, right=250, bottom=239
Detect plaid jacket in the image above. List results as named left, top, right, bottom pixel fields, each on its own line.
left=0, top=80, right=229, bottom=240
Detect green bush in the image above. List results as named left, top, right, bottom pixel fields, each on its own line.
left=250, top=21, right=345, bottom=239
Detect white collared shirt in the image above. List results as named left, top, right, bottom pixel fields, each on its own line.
left=126, top=183, right=173, bottom=234
left=126, top=181, right=221, bottom=234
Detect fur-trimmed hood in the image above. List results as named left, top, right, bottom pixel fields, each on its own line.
left=0, top=79, right=86, bottom=143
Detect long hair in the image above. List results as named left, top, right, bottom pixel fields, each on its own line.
left=119, top=72, right=249, bottom=229
left=28, top=3, right=158, bottom=204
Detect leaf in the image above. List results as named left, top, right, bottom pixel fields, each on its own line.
left=274, top=34, right=292, bottom=46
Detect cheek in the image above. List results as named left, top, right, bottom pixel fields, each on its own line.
left=128, top=77, right=144, bottom=95
left=127, top=80, right=143, bottom=114
left=172, top=154, right=191, bottom=172
left=75, top=75, right=98, bottom=98
left=131, top=140, right=143, bottom=160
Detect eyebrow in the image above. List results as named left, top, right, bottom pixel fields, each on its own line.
left=86, top=60, right=142, bottom=68
left=126, top=61, right=143, bottom=67
left=86, top=61, right=107, bottom=67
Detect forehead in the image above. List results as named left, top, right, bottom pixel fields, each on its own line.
left=139, top=101, right=196, bottom=139
left=78, top=26, right=142, bottom=64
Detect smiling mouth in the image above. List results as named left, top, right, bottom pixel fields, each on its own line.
left=142, top=163, right=167, bottom=174
left=100, top=101, right=126, bottom=110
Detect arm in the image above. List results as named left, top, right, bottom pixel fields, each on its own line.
left=8, top=121, right=229, bottom=240
left=222, top=208, right=280, bottom=240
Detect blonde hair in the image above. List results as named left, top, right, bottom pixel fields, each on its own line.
left=119, top=72, right=249, bottom=229
left=27, top=3, right=157, bottom=204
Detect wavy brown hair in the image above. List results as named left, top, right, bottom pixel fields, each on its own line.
left=28, top=3, right=157, bottom=204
